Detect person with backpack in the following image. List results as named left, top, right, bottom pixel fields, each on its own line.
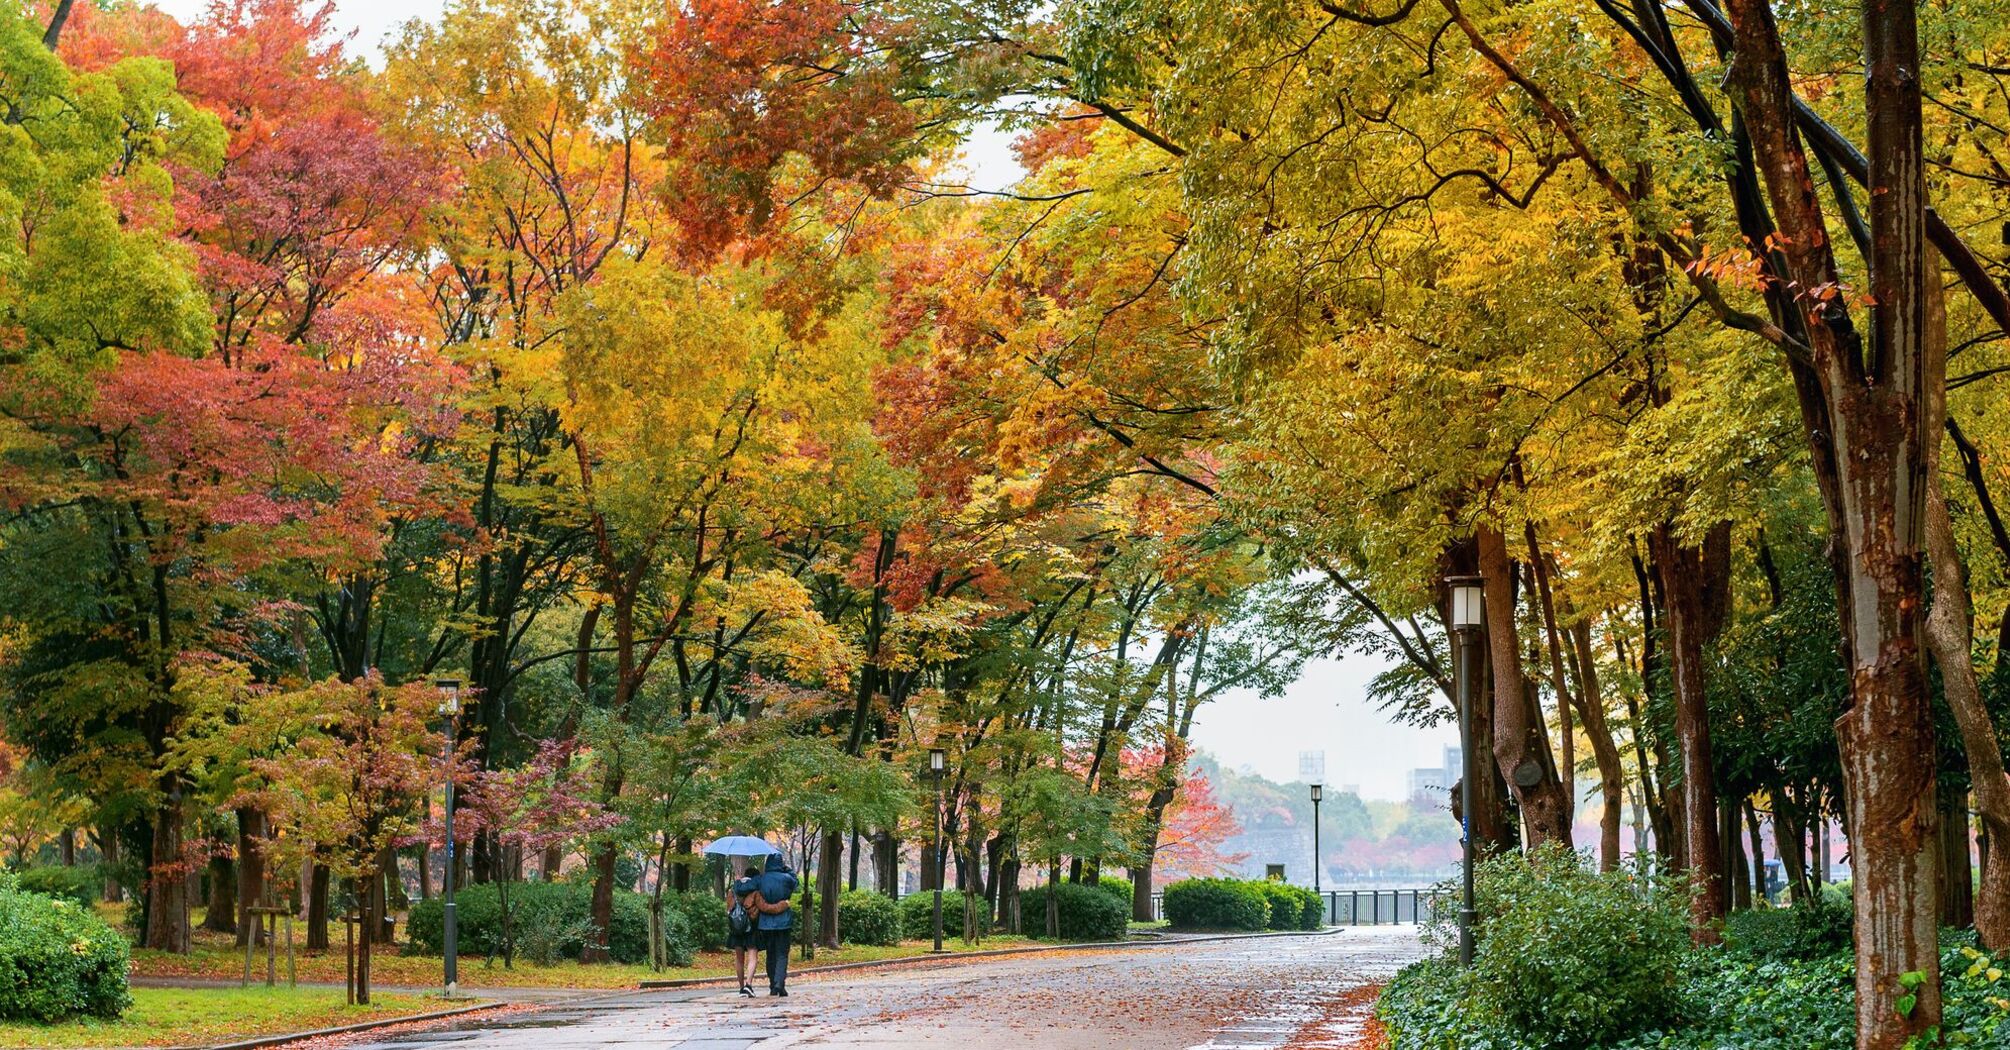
left=727, top=865, right=765, bottom=997
left=754, top=853, right=799, bottom=996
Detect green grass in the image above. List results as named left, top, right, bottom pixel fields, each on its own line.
left=0, top=986, right=448, bottom=1049
left=132, top=926, right=1041, bottom=990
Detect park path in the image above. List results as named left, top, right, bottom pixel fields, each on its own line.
left=312, top=926, right=1425, bottom=1050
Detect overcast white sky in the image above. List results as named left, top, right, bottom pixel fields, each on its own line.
left=150, top=0, right=1458, bottom=800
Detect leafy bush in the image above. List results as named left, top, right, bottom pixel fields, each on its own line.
left=406, top=881, right=654, bottom=964
left=1383, top=920, right=2010, bottom=1050
left=1162, top=877, right=1269, bottom=931
left=1089, top=877, right=1133, bottom=907
left=1254, top=881, right=1322, bottom=931
left=899, top=889, right=965, bottom=941
left=670, top=891, right=728, bottom=952
left=1462, top=845, right=1691, bottom=1046
left=835, top=890, right=901, bottom=946
left=12, top=866, right=100, bottom=908
left=1019, top=882, right=1129, bottom=941
left=0, top=872, right=130, bottom=1022
left=1723, top=895, right=1853, bottom=962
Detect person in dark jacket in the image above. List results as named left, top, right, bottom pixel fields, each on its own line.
left=754, top=853, right=799, bottom=996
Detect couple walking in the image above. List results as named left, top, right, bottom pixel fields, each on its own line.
left=727, top=853, right=798, bottom=997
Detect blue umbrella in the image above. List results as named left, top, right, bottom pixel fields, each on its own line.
left=702, top=835, right=780, bottom=856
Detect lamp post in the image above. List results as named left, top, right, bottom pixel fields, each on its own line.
left=1309, top=783, right=1323, bottom=900
left=928, top=747, right=947, bottom=953
left=434, top=679, right=461, bottom=997
left=1446, top=577, right=1483, bottom=967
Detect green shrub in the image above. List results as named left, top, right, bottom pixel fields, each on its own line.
left=0, top=872, right=130, bottom=1022
left=1089, top=877, right=1133, bottom=907
left=899, top=890, right=965, bottom=940
left=1428, top=844, right=1692, bottom=1047
left=1254, top=881, right=1322, bottom=930
left=406, top=881, right=654, bottom=964
left=1162, top=877, right=1268, bottom=931
left=1723, top=895, right=1853, bottom=962
left=670, top=891, right=729, bottom=952
left=1381, top=925, right=2007, bottom=1050
left=12, top=866, right=100, bottom=908
left=838, top=890, right=902, bottom=946
left=1018, top=882, right=1129, bottom=941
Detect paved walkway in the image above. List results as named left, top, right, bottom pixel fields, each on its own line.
left=322, top=927, right=1426, bottom=1050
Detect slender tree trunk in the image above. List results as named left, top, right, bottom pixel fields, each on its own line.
left=1745, top=802, right=1769, bottom=904
left=583, top=843, right=617, bottom=963
left=1649, top=525, right=1725, bottom=940
left=307, top=863, right=330, bottom=950
left=1568, top=619, right=1625, bottom=870
left=818, top=828, right=842, bottom=949
left=873, top=831, right=898, bottom=898
left=1476, top=526, right=1571, bottom=847
left=59, top=828, right=75, bottom=866
left=1924, top=416, right=2010, bottom=946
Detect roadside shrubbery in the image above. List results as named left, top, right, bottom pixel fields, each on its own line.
left=0, top=872, right=130, bottom=1022
left=406, top=881, right=658, bottom=964
left=12, top=865, right=101, bottom=908
left=1018, top=881, right=1130, bottom=941
left=1378, top=849, right=2010, bottom=1050
left=899, top=889, right=966, bottom=941
left=1254, top=881, right=1323, bottom=931
left=1722, top=893, right=1853, bottom=961
left=838, top=890, right=902, bottom=946
left=1162, top=877, right=1271, bottom=931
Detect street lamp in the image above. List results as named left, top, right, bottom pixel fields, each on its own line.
left=434, top=679, right=462, bottom=997
left=928, top=747, right=947, bottom=953
left=1445, top=577, right=1483, bottom=967
left=1308, top=784, right=1323, bottom=902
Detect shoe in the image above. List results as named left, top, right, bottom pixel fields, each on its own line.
left=739, top=984, right=753, bottom=997
left=777, top=988, right=789, bottom=997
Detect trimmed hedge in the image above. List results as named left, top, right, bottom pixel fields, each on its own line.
left=12, top=866, right=100, bottom=908
left=1088, top=877, right=1133, bottom=907
left=899, top=889, right=965, bottom=941
left=1256, top=881, right=1323, bottom=930
left=0, top=872, right=130, bottom=1022
left=838, top=890, right=902, bottom=946
left=407, top=881, right=656, bottom=964
left=1162, top=877, right=1270, bottom=931
left=1019, top=882, right=1129, bottom=941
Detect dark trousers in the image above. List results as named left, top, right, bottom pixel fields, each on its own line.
left=761, top=928, right=791, bottom=990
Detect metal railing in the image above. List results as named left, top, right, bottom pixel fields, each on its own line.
left=1145, top=887, right=1442, bottom=926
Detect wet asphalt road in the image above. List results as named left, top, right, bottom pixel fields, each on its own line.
left=327, top=927, right=1425, bottom=1050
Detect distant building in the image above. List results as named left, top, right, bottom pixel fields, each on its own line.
left=1407, top=766, right=1449, bottom=800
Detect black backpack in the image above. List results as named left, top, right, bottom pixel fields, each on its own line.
left=728, top=894, right=754, bottom=936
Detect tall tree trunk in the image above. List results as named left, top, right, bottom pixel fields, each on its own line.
left=1717, top=0, right=1943, bottom=1038
left=1568, top=619, right=1625, bottom=870
left=306, top=863, right=330, bottom=950
left=1745, top=802, right=1769, bottom=904
left=818, top=828, right=842, bottom=950
left=1923, top=341, right=2010, bottom=948
left=235, top=808, right=266, bottom=947
left=142, top=791, right=191, bottom=952
left=1773, top=794, right=1809, bottom=902
left=1476, top=526, right=1572, bottom=847
left=1649, top=525, right=1726, bottom=940
left=201, top=855, right=236, bottom=934
left=1941, top=790, right=1975, bottom=930
left=583, top=843, right=617, bottom=964
left=873, top=830, right=898, bottom=898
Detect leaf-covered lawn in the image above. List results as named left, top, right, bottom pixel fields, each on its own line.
left=0, top=987, right=448, bottom=1049
left=130, top=926, right=1041, bottom=990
